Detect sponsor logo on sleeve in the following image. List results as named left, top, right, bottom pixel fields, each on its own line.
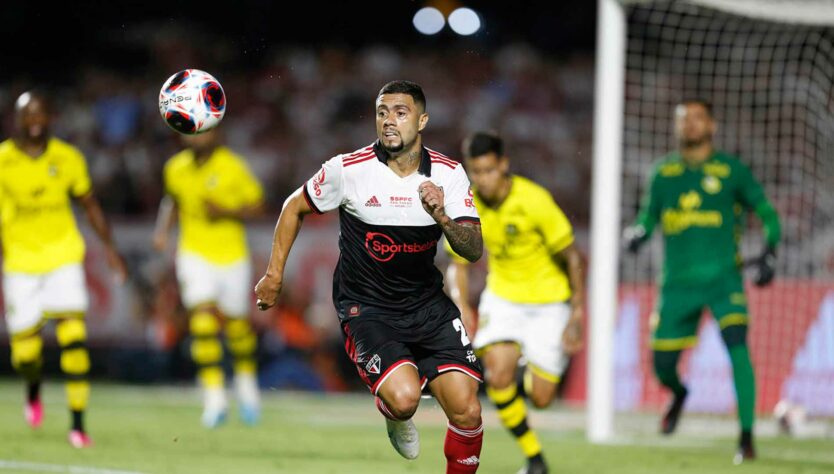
left=312, top=167, right=326, bottom=197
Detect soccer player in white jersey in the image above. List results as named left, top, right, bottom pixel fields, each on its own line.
left=255, top=81, right=486, bottom=473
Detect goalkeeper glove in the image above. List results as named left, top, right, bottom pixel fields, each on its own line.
left=753, top=246, right=776, bottom=287
left=622, top=225, right=646, bottom=253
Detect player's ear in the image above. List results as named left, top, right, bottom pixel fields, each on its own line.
left=418, top=112, right=429, bottom=132
left=708, top=117, right=717, bottom=136
left=498, top=155, right=510, bottom=174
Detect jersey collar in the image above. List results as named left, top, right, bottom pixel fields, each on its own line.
left=372, top=140, right=432, bottom=177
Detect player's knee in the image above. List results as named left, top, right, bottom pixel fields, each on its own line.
left=446, top=398, right=482, bottom=428
left=11, top=334, right=43, bottom=368
left=720, top=325, right=748, bottom=349
left=653, top=350, right=678, bottom=372
left=61, top=347, right=90, bottom=376
left=485, top=367, right=516, bottom=390
left=190, top=311, right=220, bottom=337
left=56, top=318, right=86, bottom=347
left=226, top=319, right=256, bottom=356
left=384, top=387, right=421, bottom=419
left=529, top=390, right=555, bottom=410
left=191, top=337, right=223, bottom=365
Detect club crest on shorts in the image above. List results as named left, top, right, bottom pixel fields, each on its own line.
left=365, top=354, right=381, bottom=374
left=348, top=304, right=361, bottom=317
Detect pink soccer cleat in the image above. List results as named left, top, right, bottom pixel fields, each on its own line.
left=24, top=399, right=43, bottom=429
left=68, top=430, right=93, bottom=448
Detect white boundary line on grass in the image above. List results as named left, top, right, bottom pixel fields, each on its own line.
left=0, top=459, right=147, bottom=474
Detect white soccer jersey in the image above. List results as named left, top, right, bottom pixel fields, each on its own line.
left=302, top=141, right=479, bottom=316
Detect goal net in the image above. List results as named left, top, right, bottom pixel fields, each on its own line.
left=615, top=0, right=834, bottom=423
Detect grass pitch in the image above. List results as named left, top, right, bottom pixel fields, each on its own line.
left=0, top=380, right=831, bottom=473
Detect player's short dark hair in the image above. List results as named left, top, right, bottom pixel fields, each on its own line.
left=678, top=98, right=713, bottom=117
left=462, top=131, right=504, bottom=159
left=378, top=80, right=426, bottom=112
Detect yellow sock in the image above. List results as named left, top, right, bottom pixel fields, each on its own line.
left=225, top=319, right=257, bottom=376
left=487, top=384, right=543, bottom=458
left=11, top=331, right=43, bottom=382
left=66, top=381, right=90, bottom=411
left=56, top=318, right=91, bottom=411
left=190, top=311, right=224, bottom=389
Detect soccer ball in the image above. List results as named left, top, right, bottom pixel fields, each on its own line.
left=158, top=69, right=226, bottom=135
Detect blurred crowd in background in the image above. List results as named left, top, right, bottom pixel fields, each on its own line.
left=0, top=29, right=595, bottom=391
left=0, top=39, right=595, bottom=224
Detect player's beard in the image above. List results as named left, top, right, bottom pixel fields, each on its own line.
left=383, top=140, right=404, bottom=153
left=679, top=132, right=711, bottom=149
left=383, top=134, right=416, bottom=156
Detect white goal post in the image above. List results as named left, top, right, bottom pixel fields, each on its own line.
left=589, top=0, right=834, bottom=443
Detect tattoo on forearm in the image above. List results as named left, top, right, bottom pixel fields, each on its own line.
left=443, top=221, right=482, bottom=262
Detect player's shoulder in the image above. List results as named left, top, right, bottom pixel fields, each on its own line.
left=704, top=151, right=738, bottom=178
left=511, top=175, right=549, bottom=197
left=0, top=138, right=16, bottom=159
left=338, top=143, right=377, bottom=170
left=48, top=138, right=85, bottom=162
left=425, top=147, right=462, bottom=175
left=212, top=146, right=252, bottom=172
left=214, top=145, right=245, bottom=163
left=164, top=149, right=193, bottom=175
left=654, top=153, right=685, bottom=177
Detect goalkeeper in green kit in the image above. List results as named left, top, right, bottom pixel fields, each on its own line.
left=624, top=99, right=780, bottom=464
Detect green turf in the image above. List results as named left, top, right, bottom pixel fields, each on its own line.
left=0, top=379, right=830, bottom=473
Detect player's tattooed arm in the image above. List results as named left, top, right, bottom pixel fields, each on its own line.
left=418, top=181, right=483, bottom=262
left=441, top=220, right=483, bottom=263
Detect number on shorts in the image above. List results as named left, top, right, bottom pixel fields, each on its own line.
left=452, top=318, right=471, bottom=346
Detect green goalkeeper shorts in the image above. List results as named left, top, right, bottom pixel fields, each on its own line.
left=651, top=273, right=749, bottom=351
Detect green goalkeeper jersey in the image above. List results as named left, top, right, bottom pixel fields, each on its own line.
left=633, top=150, right=781, bottom=287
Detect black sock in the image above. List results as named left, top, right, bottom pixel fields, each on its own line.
left=71, top=410, right=85, bottom=432
left=27, top=381, right=41, bottom=403
left=740, top=429, right=752, bottom=446
left=528, top=452, right=545, bottom=465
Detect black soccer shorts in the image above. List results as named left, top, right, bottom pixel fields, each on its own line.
left=340, top=295, right=483, bottom=394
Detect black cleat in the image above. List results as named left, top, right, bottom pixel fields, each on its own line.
left=660, top=387, right=688, bottom=435
left=733, top=431, right=756, bottom=465
left=517, top=455, right=548, bottom=474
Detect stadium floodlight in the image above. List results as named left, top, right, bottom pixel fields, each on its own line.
left=413, top=7, right=446, bottom=35
left=590, top=0, right=834, bottom=443
left=448, top=8, right=481, bottom=36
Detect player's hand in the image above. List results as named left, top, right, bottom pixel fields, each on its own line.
left=622, top=225, right=646, bottom=253
left=106, top=246, right=128, bottom=284
left=418, top=181, right=446, bottom=223
left=152, top=231, right=168, bottom=253
left=254, top=274, right=283, bottom=311
left=753, top=246, right=776, bottom=287
left=562, top=303, right=584, bottom=355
